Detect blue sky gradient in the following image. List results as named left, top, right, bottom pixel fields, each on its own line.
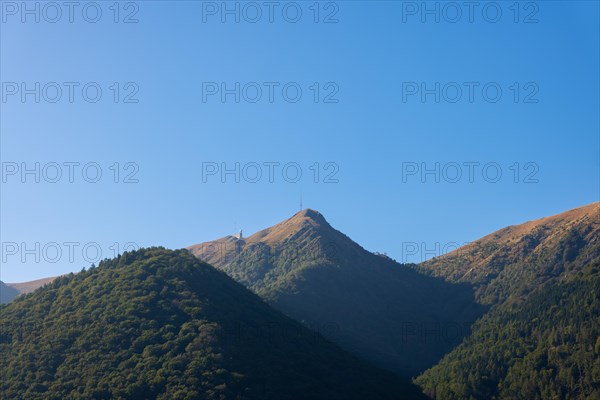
left=1, top=1, right=599, bottom=281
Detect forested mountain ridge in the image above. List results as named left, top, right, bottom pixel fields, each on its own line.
left=415, top=203, right=600, bottom=399
left=3, top=204, right=597, bottom=399
left=190, top=204, right=600, bottom=398
left=189, top=209, right=485, bottom=378
left=417, top=202, right=600, bottom=305
left=0, top=248, right=426, bottom=400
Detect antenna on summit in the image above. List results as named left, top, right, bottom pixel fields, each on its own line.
left=300, top=192, right=303, bottom=211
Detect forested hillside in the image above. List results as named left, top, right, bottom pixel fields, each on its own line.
left=416, top=203, right=600, bottom=399
left=417, top=261, right=600, bottom=399
left=0, top=248, right=425, bottom=400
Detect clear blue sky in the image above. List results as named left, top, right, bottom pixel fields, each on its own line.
left=1, top=1, right=599, bottom=282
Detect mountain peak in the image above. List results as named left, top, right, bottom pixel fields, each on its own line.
left=243, top=208, right=331, bottom=245
left=187, top=208, right=343, bottom=270
left=286, top=208, right=328, bottom=227
left=294, top=208, right=325, bottom=220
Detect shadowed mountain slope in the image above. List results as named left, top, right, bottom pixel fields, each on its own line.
left=189, top=209, right=485, bottom=378
left=0, top=281, right=19, bottom=304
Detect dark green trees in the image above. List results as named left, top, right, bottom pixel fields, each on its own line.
left=0, top=248, right=425, bottom=400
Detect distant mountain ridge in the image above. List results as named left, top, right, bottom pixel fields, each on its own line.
left=0, top=277, right=59, bottom=304
left=7, top=276, right=59, bottom=294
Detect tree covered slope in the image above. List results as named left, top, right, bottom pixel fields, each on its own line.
left=416, top=262, right=600, bottom=399
left=0, top=248, right=426, bottom=400
left=415, top=203, right=600, bottom=399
